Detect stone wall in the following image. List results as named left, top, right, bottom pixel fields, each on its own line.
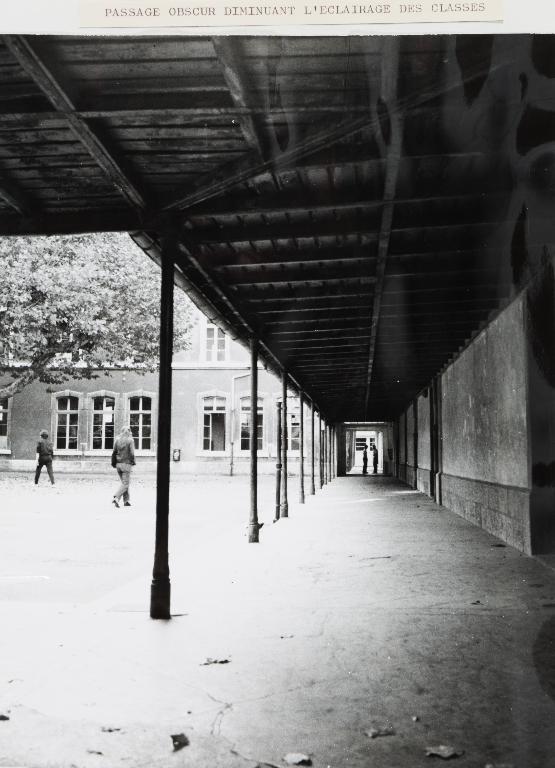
left=439, top=297, right=531, bottom=552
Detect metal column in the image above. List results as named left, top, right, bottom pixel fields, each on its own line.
left=299, top=392, right=305, bottom=504
left=150, top=229, right=175, bottom=620
left=310, top=401, right=316, bottom=495
left=331, top=426, right=336, bottom=479
left=280, top=371, right=289, bottom=518
left=318, top=412, right=323, bottom=489
left=323, top=422, right=328, bottom=485
left=275, top=401, right=282, bottom=521
left=248, top=338, right=259, bottom=543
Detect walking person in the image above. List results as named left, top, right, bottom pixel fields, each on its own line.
left=372, top=443, right=379, bottom=474
left=362, top=444, right=368, bottom=475
left=35, top=430, right=55, bottom=485
left=111, top=426, right=135, bottom=508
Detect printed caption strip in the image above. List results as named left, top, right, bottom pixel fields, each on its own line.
left=80, top=0, right=503, bottom=27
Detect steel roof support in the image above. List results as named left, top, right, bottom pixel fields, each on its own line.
left=280, top=371, right=289, bottom=519
left=299, top=391, right=305, bottom=504
left=150, top=226, right=176, bottom=620
left=211, top=38, right=267, bottom=161
left=4, top=35, right=147, bottom=211
left=248, top=337, right=260, bottom=543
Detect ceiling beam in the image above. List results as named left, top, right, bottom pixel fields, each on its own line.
left=190, top=191, right=502, bottom=221
left=188, top=218, right=512, bottom=245
left=0, top=209, right=144, bottom=236
left=0, top=175, right=32, bottom=215
left=211, top=37, right=267, bottom=161
left=3, top=35, right=148, bottom=211
left=235, top=277, right=377, bottom=296
left=225, top=264, right=376, bottom=286
left=211, top=251, right=376, bottom=269
left=163, top=45, right=511, bottom=213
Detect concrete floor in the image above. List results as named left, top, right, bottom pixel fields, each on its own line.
left=1, top=472, right=555, bottom=768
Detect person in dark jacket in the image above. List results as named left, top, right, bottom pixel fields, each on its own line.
left=372, top=443, right=379, bottom=474
left=111, top=426, right=136, bottom=508
left=362, top=444, right=368, bottom=475
left=35, top=430, right=55, bottom=485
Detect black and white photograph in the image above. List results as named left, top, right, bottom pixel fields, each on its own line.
left=0, top=11, right=555, bottom=768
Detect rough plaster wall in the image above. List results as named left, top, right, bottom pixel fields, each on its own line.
left=441, top=298, right=528, bottom=488
left=417, top=392, right=431, bottom=471
left=406, top=404, right=415, bottom=466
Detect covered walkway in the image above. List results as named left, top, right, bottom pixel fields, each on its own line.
left=1, top=472, right=555, bottom=767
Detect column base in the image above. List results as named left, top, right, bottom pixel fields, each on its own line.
left=150, top=578, right=171, bottom=620
left=248, top=524, right=260, bottom=543
left=280, top=501, right=289, bottom=518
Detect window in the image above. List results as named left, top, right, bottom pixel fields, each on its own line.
left=92, top=395, right=115, bottom=450
left=240, top=397, right=263, bottom=451
left=0, top=397, right=9, bottom=449
left=203, top=396, right=226, bottom=451
left=56, top=395, right=79, bottom=449
left=129, top=395, right=152, bottom=450
left=205, top=323, right=226, bottom=362
left=288, top=409, right=300, bottom=452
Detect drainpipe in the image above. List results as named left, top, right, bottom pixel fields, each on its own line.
left=229, top=370, right=250, bottom=476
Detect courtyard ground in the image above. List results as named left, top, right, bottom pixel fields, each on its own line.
left=1, top=470, right=555, bottom=768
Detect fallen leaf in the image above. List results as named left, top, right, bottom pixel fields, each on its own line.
left=0, top=715, right=10, bottom=721
left=283, top=753, right=312, bottom=766
left=472, top=600, right=482, bottom=605
left=412, top=716, right=420, bottom=722
left=101, top=726, right=121, bottom=733
left=86, top=750, right=103, bottom=756
left=490, top=544, right=506, bottom=548
left=201, top=657, right=230, bottom=665
left=366, top=725, right=396, bottom=738
left=426, top=745, right=464, bottom=759
left=171, top=733, right=190, bottom=751
left=280, top=634, right=294, bottom=640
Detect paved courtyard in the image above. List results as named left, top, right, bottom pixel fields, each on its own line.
left=1, top=471, right=555, bottom=768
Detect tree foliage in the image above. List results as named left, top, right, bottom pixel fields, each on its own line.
left=0, top=232, right=195, bottom=398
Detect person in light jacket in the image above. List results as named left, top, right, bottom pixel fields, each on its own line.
left=35, top=429, right=55, bottom=485
left=111, top=426, right=136, bottom=508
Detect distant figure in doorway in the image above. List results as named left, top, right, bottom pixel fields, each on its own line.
left=35, top=430, right=55, bottom=485
left=372, top=444, right=379, bottom=474
left=362, top=444, right=368, bottom=475
left=111, top=426, right=136, bottom=508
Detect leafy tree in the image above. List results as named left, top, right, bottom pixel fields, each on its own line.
left=0, top=232, right=195, bottom=399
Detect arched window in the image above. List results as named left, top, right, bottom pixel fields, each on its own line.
left=92, top=394, right=116, bottom=450
left=56, top=394, right=79, bottom=449
left=129, top=394, right=152, bottom=450
left=203, top=395, right=226, bottom=451
left=240, top=396, right=264, bottom=451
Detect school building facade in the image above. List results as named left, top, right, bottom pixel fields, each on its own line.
left=0, top=309, right=312, bottom=475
